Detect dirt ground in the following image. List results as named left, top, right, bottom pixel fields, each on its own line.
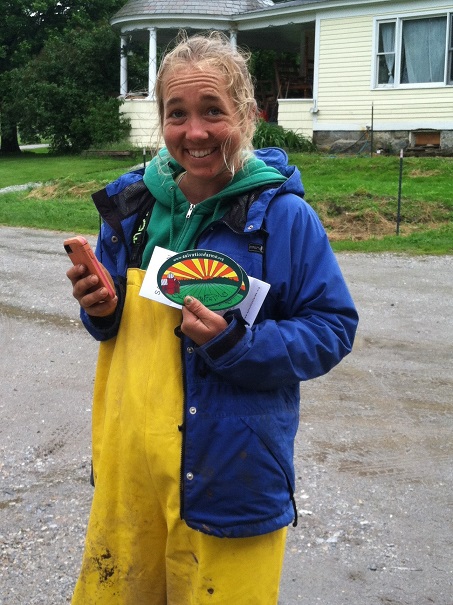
left=0, top=226, right=452, bottom=604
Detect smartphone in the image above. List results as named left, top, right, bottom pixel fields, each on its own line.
left=64, top=236, right=115, bottom=299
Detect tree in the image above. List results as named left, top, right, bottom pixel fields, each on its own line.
left=0, top=0, right=126, bottom=153
left=19, top=22, right=130, bottom=153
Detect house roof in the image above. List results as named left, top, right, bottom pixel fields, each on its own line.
left=112, top=0, right=275, bottom=20
left=110, top=0, right=322, bottom=52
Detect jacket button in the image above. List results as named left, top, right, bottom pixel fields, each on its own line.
left=186, top=346, right=194, bottom=354
left=186, top=472, right=194, bottom=480
left=111, top=235, right=119, bottom=243
left=247, top=224, right=254, bottom=231
left=189, top=406, right=197, bottom=415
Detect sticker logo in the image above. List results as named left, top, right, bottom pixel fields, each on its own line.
left=157, top=249, right=249, bottom=310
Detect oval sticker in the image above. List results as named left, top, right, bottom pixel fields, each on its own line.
left=157, top=249, right=249, bottom=310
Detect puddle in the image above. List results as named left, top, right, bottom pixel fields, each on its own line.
left=0, top=302, right=81, bottom=329
left=0, top=496, right=23, bottom=509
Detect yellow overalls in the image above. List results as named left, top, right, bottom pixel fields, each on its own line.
left=71, top=269, right=287, bottom=605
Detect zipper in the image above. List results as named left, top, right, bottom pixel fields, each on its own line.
left=186, top=203, right=196, bottom=219
left=173, top=203, right=196, bottom=251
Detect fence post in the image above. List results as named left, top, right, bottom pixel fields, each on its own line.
left=396, top=149, right=403, bottom=235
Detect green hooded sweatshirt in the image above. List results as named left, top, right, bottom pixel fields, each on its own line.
left=140, top=148, right=286, bottom=269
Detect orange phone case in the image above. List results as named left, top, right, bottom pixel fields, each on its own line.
left=64, top=236, right=115, bottom=299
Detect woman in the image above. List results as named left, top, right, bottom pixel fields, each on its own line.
left=67, top=31, right=358, bottom=605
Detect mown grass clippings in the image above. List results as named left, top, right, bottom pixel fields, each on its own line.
left=310, top=196, right=452, bottom=242
left=25, top=181, right=101, bottom=200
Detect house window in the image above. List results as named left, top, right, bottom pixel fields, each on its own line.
left=449, top=14, right=453, bottom=84
left=401, top=17, right=446, bottom=83
left=377, top=21, right=396, bottom=85
left=376, top=14, right=450, bottom=87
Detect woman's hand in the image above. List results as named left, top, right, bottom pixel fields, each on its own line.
left=181, top=296, right=228, bottom=346
left=66, top=264, right=118, bottom=318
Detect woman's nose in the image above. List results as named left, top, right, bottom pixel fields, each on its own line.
left=185, top=117, right=209, bottom=140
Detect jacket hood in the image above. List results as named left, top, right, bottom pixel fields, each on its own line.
left=254, top=147, right=305, bottom=198
left=140, top=147, right=305, bottom=260
left=143, top=147, right=287, bottom=211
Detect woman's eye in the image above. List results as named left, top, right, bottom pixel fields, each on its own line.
left=169, top=110, right=184, bottom=119
left=208, top=107, right=222, bottom=116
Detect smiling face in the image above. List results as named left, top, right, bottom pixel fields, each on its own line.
left=161, top=65, right=242, bottom=197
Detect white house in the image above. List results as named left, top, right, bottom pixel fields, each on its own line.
left=111, top=0, right=453, bottom=153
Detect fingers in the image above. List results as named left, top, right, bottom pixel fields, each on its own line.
left=66, top=264, right=118, bottom=317
left=180, top=296, right=228, bottom=346
left=66, top=263, right=86, bottom=286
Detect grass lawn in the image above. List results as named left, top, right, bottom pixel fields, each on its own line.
left=289, top=153, right=453, bottom=254
left=1, top=149, right=452, bottom=254
left=0, top=149, right=143, bottom=187
left=0, top=150, right=145, bottom=233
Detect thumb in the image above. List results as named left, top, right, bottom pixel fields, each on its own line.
left=181, top=295, right=228, bottom=345
left=183, top=295, right=207, bottom=317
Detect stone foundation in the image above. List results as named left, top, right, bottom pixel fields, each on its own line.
left=313, top=130, right=453, bottom=155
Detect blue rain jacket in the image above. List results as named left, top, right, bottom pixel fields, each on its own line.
left=80, top=148, right=358, bottom=538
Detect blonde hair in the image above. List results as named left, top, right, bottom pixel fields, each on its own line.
left=155, top=31, right=258, bottom=173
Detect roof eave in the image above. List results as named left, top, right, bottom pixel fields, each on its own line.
left=234, top=0, right=400, bottom=22
left=110, top=14, right=234, bottom=31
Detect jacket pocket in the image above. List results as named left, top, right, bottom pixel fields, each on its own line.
left=182, top=413, right=297, bottom=537
left=241, top=414, right=297, bottom=494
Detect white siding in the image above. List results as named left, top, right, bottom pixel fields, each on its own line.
left=277, top=99, right=314, bottom=138
left=120, top=99, right=161, bottom=148
left=314, top=11, right=453, bottom=132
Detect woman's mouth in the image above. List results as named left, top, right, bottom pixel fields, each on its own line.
left=188, top=148, right=216, bottom=158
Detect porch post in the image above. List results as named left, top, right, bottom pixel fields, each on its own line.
left=120, top=35, right=128, bottom=96
left=229, top=28, right=237, bottom=50
left=148, top=27, right=157, bottom=99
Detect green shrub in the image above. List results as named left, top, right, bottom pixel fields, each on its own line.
left=253, top=119, right=316, bottom=152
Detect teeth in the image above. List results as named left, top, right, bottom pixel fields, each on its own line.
left=189, top=149, right=214, bottom=158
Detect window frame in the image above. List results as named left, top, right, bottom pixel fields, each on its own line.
left=448, top=13, right=453, bottom=84
left=373, top=12, right=452, bottom=89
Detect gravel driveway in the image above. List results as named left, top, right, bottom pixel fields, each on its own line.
left=0, top=226, right=452, bottom=604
